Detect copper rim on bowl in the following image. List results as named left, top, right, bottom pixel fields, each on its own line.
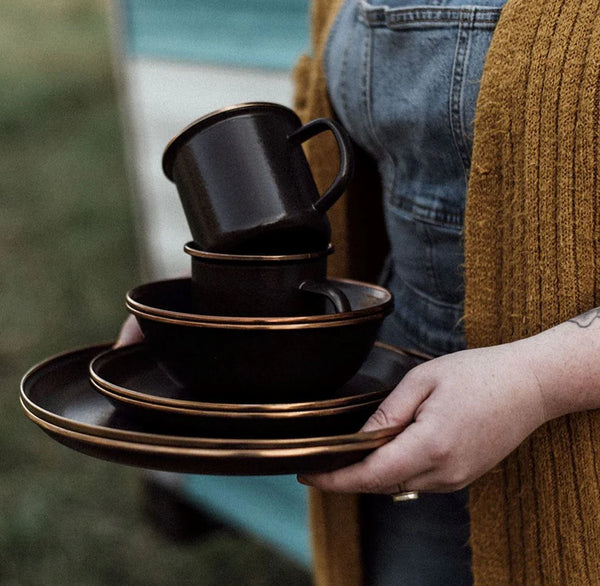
left=125, top=277, right=393, bottom=326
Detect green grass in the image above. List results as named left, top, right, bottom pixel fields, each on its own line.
left=0, top=1, right=311, bottom=584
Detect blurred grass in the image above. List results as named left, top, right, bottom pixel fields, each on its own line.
left=0, top=1, right=310, bottom=584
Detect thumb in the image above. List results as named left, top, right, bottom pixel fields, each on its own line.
left=361, top=366, right=434, bottom=432
left=114, top=315, right=144, bottom=348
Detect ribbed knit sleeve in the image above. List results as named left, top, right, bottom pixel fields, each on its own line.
left=465, top=0, right=600, bottom=582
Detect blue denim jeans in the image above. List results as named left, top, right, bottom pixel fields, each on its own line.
left=324, top=1, right=506, bottom=584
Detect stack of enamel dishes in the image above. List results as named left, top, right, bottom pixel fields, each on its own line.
left=20, top=103, right=429, bottom=475
left=20, top=343, right=426, bottom=475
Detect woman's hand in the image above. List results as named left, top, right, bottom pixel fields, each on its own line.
left=299, top=342, right=549, bottom=494
left=300, top=306, right=600, bottom=494
left=114, top=314, right=144, bottom=348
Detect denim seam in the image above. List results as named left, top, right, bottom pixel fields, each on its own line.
left=388, top=12, right=499, bottom=25
left=359, top=3, right=502, bottom=28
left=419, top=213, right=465, bottom=303
left=322, top=0, right=349, bottom=81
left=449, top=10, right=474, bottom=184
left=385, top=199, right=464, bottom=227
left=385, top=312, right=465, bottom=357
left=361, top=20, right=397, bottom=195
left=418, top=208, right=446, bottom=302
left=338, top=3, right=357, bottom=123
left=390, top=268, right=464, bottom=310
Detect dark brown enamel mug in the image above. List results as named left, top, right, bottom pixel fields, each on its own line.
left=162, top=102, right=354, bottom=254
left=184, top=242, right=350, bottom=317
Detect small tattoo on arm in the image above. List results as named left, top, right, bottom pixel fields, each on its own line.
left=569, top=307, right=600, bottom=328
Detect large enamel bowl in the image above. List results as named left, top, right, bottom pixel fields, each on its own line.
left=125, top=278, right=393, bottom=402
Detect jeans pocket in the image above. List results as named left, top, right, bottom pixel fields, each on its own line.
left=379, top=205, right=466, bottom=356
left=385, top=203, right=464, bottom=302
left=362, top=1, right=504, bottom=216
left=324, top=0, right=506, bottom=357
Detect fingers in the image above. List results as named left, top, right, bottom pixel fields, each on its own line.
left=297, top=364, right=440, bottom=493
left=360, top=364, right=435, bottom=433
left=298, top=419, right=469, bottom=494
left=114, top=315, right=144, bottom=348
left=299, top=419, right=435, bottom=494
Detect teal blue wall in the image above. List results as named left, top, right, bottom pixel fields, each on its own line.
left=122, top=0, right=310, bottom=70
left=183, top=475, right=310, bottom=567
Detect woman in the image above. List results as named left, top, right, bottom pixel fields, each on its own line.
left=293, top=0, right=600, bottom=584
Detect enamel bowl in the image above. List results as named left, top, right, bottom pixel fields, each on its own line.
left=125, top=278, right=393, bottom=402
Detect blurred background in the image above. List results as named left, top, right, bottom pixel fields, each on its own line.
left=1, top=0, right=313, bottom=583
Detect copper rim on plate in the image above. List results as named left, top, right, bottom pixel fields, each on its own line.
left=22, top=403, right=402, bottom=476
left=20, top=343, right=410, bottom=451
left=90, top=378, right=384, bottom=421
left=88, top=342, right=414, bottom=412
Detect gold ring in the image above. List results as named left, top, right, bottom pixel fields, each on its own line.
left=390, top=484, right=419, bottom=502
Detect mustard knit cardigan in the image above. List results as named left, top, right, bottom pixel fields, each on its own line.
left=294, top=0, right=600, bottom=584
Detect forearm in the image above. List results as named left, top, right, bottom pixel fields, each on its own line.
left=512, top=307, right=600, bottom=421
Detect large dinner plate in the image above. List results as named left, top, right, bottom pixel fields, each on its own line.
left=22, top=405, right=402, bottom=475
left=20, top=344, right=410, bottom=475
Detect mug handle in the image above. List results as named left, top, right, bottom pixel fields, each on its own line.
left=299, top=280, right=352, bottom=314
left=287, top=118, right=354, bottom=213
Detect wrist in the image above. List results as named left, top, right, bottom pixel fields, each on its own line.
left=513, top=322, right=600, bottom=420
